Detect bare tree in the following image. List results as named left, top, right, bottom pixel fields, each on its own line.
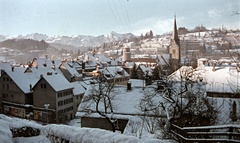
left=139, top=66, right=218, bottom=139
left=81, top=72, right=118, bottom=132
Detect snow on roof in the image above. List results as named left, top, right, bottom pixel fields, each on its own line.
left=169, top=65, right=240, bottom=93
left=41, top=73, right=73, bottom=92
left=4, top=66, right=67, bottom=94
left=95, top=53, right=112, bottom=63
left=77, top=85, right=165, bottom=118
left=105, top=66, right=129, bottom=78
left=84, top=60, right=99, bottom=69
left=157, top=54, right=171, bottom=66
left=70, top=81, right=86, bottom=95
left=5, top=68, right=40, bottom=94
left=139, top=65, right=152, bottom=73
left=32, top=58, right=61, bottom=68
left=0, top=62, right=12, bottom=71
left=61, top=62, right=81, bottom=76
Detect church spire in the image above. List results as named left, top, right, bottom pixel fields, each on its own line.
left=172, top=14, right=180, bottom=48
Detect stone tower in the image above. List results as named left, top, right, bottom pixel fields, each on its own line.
left=122, top=46, right=131, bottom=62
left=169, top=15, right=181, bottom=72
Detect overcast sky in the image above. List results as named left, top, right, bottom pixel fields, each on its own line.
left=0, top=0, right=239, bottom=37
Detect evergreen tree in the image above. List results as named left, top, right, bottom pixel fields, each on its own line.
left=131, top=63, right=138, bottom=79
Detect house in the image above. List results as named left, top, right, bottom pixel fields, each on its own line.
left=59, top=61, right=82, bottom=82
left=32, top=72, right=74, bottom=124
left=169, top=62, right=240, bottom=124
left=91, top=66, right=130, bottom=85
left=136, top=65, right=152, bottom=80
left=0, top=62, right=84, bottom=124
left=76, top=81, right=167, bottom=133
left=0, top=62, right=12, bottom=113
left=0, top=67, right=39, bottom=118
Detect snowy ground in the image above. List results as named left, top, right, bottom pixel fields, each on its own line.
left=67, top=118, right=81, bottom=127
left=0, top=114, right=175, bottom=143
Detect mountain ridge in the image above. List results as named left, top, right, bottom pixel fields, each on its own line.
left=0, top=32, right=136, bottom=47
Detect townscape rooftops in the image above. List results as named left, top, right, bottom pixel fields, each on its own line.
left=31, top=58, right=62, bottom=68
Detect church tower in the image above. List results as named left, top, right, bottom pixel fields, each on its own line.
left=169, top=15, right=181, bottom=72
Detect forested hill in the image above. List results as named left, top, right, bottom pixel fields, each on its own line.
left=0, top=39, right=49, bottom=50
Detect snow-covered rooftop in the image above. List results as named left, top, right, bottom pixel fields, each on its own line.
left=169, top=65, right=240, bottom=93
left=71, top=81, right=86, bottom=95
left=77, top=84, right=165, bottom=118
left=40, top=73, right=74, bottom=92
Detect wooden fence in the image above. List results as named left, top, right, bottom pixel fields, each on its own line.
left=171, top=124, right=240, bottom=143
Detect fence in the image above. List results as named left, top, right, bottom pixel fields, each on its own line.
left=171, top=124, right=240, bottom=143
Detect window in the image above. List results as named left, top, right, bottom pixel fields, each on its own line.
left=58, top=92, right=63, bottom=98
left=3, top=77, right=5, bottom=81
left=172, top=49, right=176, bottom=54
left=41, top=83, right=47, bottom=89
left=7, top=84, right=9, bottom=90
left=2, top=93, right=5, bottom=98
left=2, top=83, right=4, bottom=89
left=58, top=101, right=63, bottom=106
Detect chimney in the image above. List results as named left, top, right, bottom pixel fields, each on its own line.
left=29, top=84, right=32, bottom=91
left=12, top=66, right=14, bottom=72
left=52, top=64, right=55, bottom=70
left=127, top=81, right=132, bottom=91
left=47, top=72, right=52, bottom=75
left=82, top=61, right=85, bottom=70
left=43, top=63, right=47, bottom=67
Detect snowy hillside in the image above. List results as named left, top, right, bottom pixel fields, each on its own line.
left=0, top=32, right=135, bottom=47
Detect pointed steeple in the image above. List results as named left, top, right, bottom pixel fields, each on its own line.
left=172, top=14, right=180, bottom=48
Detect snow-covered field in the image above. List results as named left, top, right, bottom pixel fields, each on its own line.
left=0, top=114, right=174, bottom=143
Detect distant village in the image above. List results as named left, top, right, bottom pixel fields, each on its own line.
left=0, top=16, right=240, bottom=141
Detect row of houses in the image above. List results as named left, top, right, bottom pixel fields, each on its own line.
left=0, top=55, right=131, bottom=124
